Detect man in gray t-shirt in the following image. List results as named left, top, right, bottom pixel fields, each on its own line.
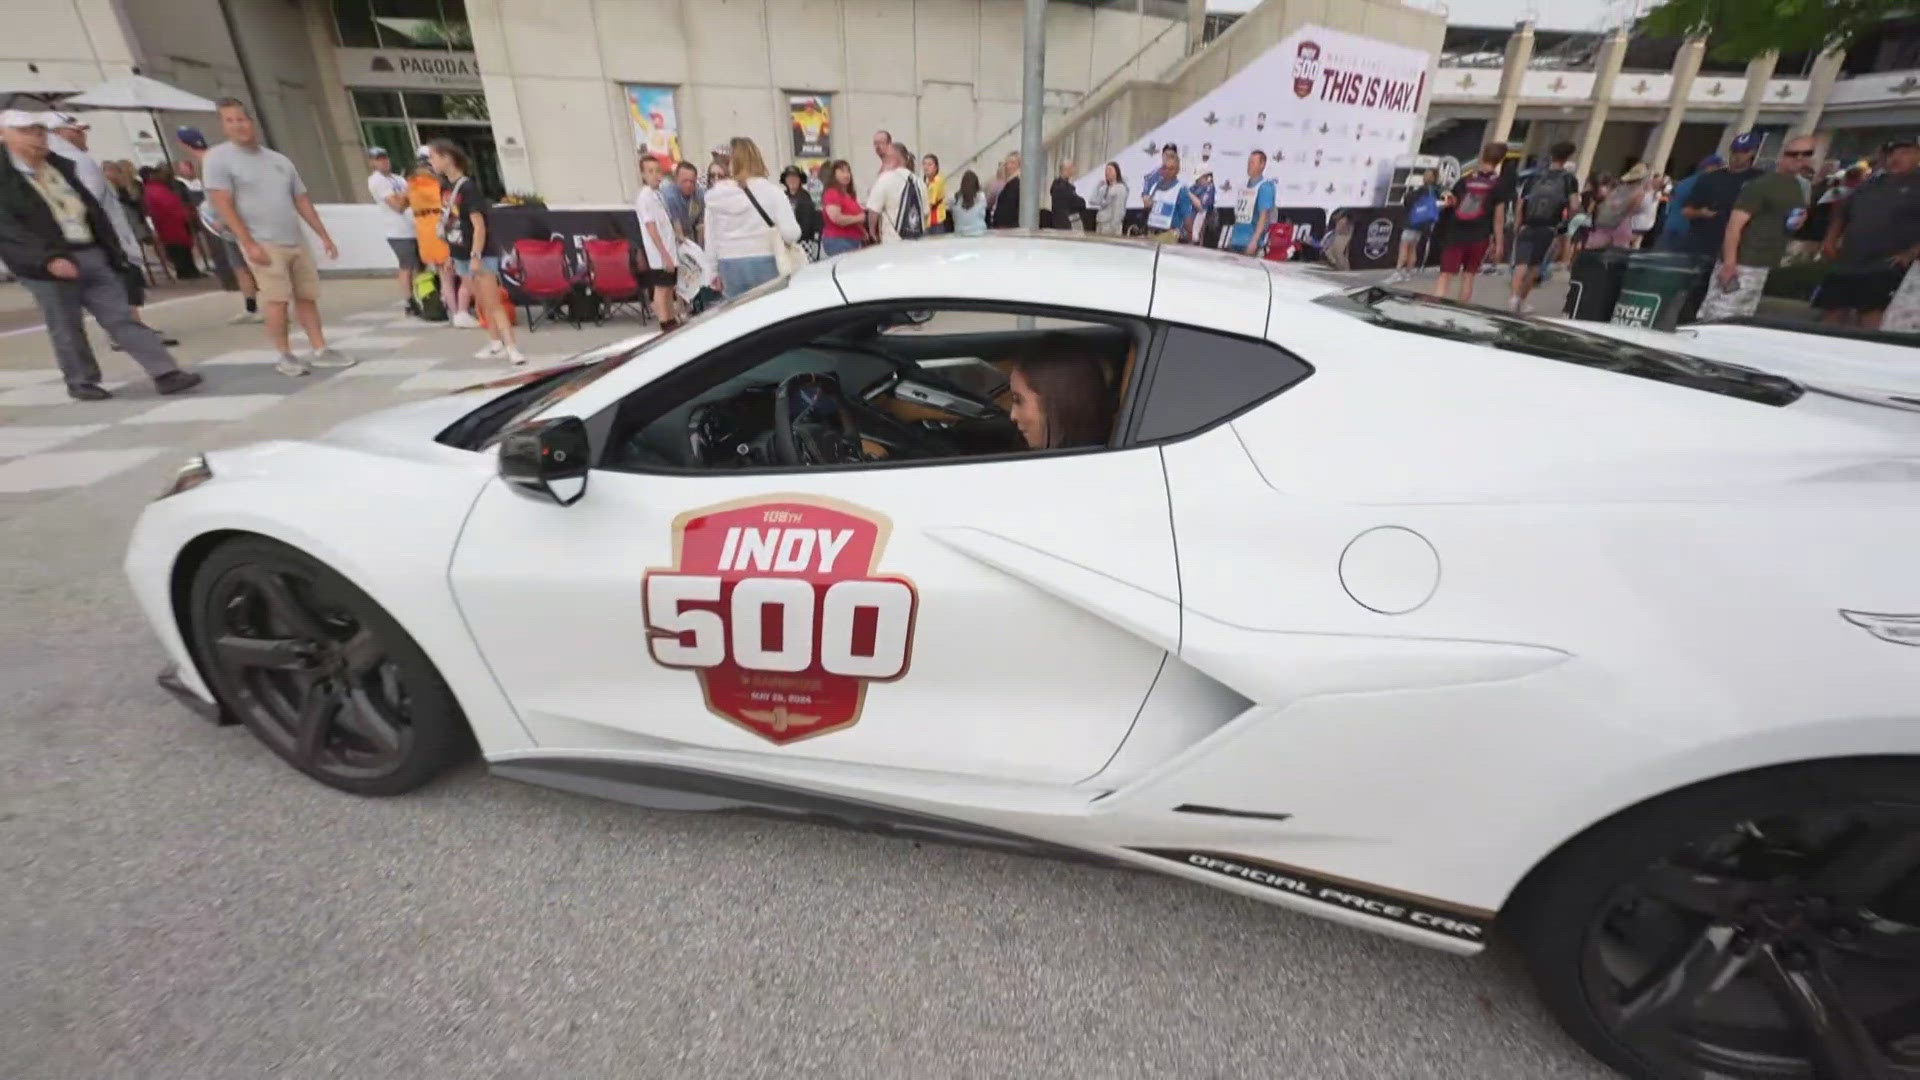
left=202, top=98, right=351, bottom=375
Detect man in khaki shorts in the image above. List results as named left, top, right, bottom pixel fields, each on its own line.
left=203, top=98, right=354, bottom=376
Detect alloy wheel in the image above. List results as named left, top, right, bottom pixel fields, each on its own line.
left=1583, top=805, right=1920, bottom=1078
left=204, top=563, right=416, bottom=781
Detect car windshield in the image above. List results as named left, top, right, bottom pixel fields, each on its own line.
left=1318, top=287, right=1805, bottom=408
left=441, top=275, right=796, bottom=450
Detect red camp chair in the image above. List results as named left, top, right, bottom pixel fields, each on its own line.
left=583, top=237, right=646, bottom=324
left=509, top=238, right=580, bottom=330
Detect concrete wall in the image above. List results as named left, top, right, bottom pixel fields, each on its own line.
left=118, top=0, right=352, bottom=200
left=0, top=0, right=150, bottom=165
left=1046, top=0, right=1447, bottom=189
left=464, top=0, right=1185, bottom=203
left=3, top=0, right=352, bottom=200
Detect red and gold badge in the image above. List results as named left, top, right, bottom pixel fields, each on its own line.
left=643, top=496, right=918, bottom=744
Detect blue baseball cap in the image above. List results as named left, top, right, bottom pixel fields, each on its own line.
left=176, top=125, right=207, bottom=150
left=1729, top=131, right=1764, bottom=154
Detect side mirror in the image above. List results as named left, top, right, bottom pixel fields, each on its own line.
left=499, top=416, right=589, bottom=506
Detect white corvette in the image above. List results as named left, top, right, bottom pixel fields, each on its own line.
left=125, top=238, right=1920, bottom=1080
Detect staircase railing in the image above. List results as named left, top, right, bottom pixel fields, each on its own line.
left=947, top=16, right=1188, bottom=179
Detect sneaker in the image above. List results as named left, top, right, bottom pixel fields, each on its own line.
left=506, top=346, right=528, bottom=366
left=67, top=382, right=112, bottom=401
left=276, top=353, right=311, bottom=376
left=473, top=340, right=506, bottom=360
left=154, top=370, right=203, bottom=395
left=451, top=311, right=481, bottom=329
left=228, top=309, right=264, bottom=325
left=309, top=348, right=358, bottom=369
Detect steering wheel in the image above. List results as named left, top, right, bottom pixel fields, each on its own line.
left=773, top=372, right=866, bottom=466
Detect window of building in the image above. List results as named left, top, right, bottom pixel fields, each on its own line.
left=331, top=0, right=472, bottom=50
left=351, top=88, right=500, bottom=195
left=403, top=92, right=489, bottom=121
left=1844, top=16, right=1920, bottom=75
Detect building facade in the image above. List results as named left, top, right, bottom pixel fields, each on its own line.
left=4, top=0, right=1190, bottom=206
left=1425, top=16, right=1920, bottom=179
left=14, top=1, right=1915, bottom=213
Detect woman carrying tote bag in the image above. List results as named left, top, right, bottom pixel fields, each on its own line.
left=704, top=137, right=802, bottom=294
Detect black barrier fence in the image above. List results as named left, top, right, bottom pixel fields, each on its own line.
left=1326, top=205, right=1406, bottom=272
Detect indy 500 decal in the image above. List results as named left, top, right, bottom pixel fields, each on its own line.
left=643, top=496, right=918, bottom=744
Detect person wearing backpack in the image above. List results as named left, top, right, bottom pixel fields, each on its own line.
left=1394, top=167, right=1440, bottom=281
left=865, top=141, right=927, bottom=243
left=1434, top=141, right=1514, bottom=304
left=1508, top=141, right=1579, bottom=313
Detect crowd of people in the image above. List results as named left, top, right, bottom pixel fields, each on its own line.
left=7, top=101, right=1916, bottom=404
left=1395, top=131, right=1920, bottom=329
left=613, top=129, right=1292, bottom=335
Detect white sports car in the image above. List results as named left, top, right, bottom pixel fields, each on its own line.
left=125, top=238, right=1920, bottom=1080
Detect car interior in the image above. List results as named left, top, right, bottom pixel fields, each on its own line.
left=601, top=307, right=1143, bottom=472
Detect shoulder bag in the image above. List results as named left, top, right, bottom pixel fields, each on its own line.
left=741, top=180, right=806, bottom=276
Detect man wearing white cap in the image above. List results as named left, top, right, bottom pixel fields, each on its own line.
left=45, top=111, right=179, bottom=348
left=0, top=110, right=199, bottom=400
left=365, top=145, right=420, bottom=316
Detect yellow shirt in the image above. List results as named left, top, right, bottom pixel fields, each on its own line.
left=925, top=172, right=946, bottom=226
left=19, top=158, right=93, bottom=244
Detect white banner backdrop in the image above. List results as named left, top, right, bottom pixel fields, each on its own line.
left=1087, top=24, right=1432, bottom=211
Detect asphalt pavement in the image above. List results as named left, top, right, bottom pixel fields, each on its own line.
left=0, top=277, right=1615, bottom=1080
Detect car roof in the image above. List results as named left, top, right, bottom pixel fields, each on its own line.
left=831, top=233, right=1160, bottom=314
left=827, top=233, right=1343, bottom=330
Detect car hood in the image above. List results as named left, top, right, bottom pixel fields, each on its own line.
left=316, top=384, right=513, bottom=463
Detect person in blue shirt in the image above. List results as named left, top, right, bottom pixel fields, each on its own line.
left=1229, top=150, right=1277, bottom=255
left=1661, top=154, right=1721, bottom=251
left=1139, top=147, right=1185, bottom=238
left=1184, top=170, right=1215, bottom=244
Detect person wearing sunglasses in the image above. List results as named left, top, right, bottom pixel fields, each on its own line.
left=1698, top=134, right=1819, bottom=322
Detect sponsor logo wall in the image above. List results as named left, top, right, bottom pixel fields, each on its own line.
left=1090, top=24, right=1431, bottom=213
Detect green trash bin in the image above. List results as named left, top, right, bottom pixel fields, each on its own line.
left=1612, top=252, right=1709, bottom=331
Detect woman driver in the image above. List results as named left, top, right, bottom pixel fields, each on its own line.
left=1006, top=346, right=1116, bottom=450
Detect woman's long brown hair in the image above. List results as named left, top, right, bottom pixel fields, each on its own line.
left=1010, top=336, right=1115, bottom=449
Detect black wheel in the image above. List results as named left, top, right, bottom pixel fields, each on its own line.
left=187, top=536, right=469, bottom=796
left=1513, top=759, right=1920, bottom=1080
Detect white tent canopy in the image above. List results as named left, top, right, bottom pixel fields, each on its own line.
left=62, top=74, right=217, bottom=113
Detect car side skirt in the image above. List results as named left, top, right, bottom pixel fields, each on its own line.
left=489, top=756, right=1493, bottom=952
left=490, top=756, right=1107, bottom=863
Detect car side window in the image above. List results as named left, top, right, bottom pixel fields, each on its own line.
left=598, top=305, right=1143, bottom=473
left=1128, top=326, right=1313, bottom=443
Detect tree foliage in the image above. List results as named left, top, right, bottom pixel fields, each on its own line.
left=1642, top=0, right=1902, bottom=61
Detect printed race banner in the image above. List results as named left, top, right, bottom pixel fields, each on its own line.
left=625, top=84, right=682, bottom=167
left=789, top=93, right=832, bottom=174
left=1088, top=24, right=1432, bottom=212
